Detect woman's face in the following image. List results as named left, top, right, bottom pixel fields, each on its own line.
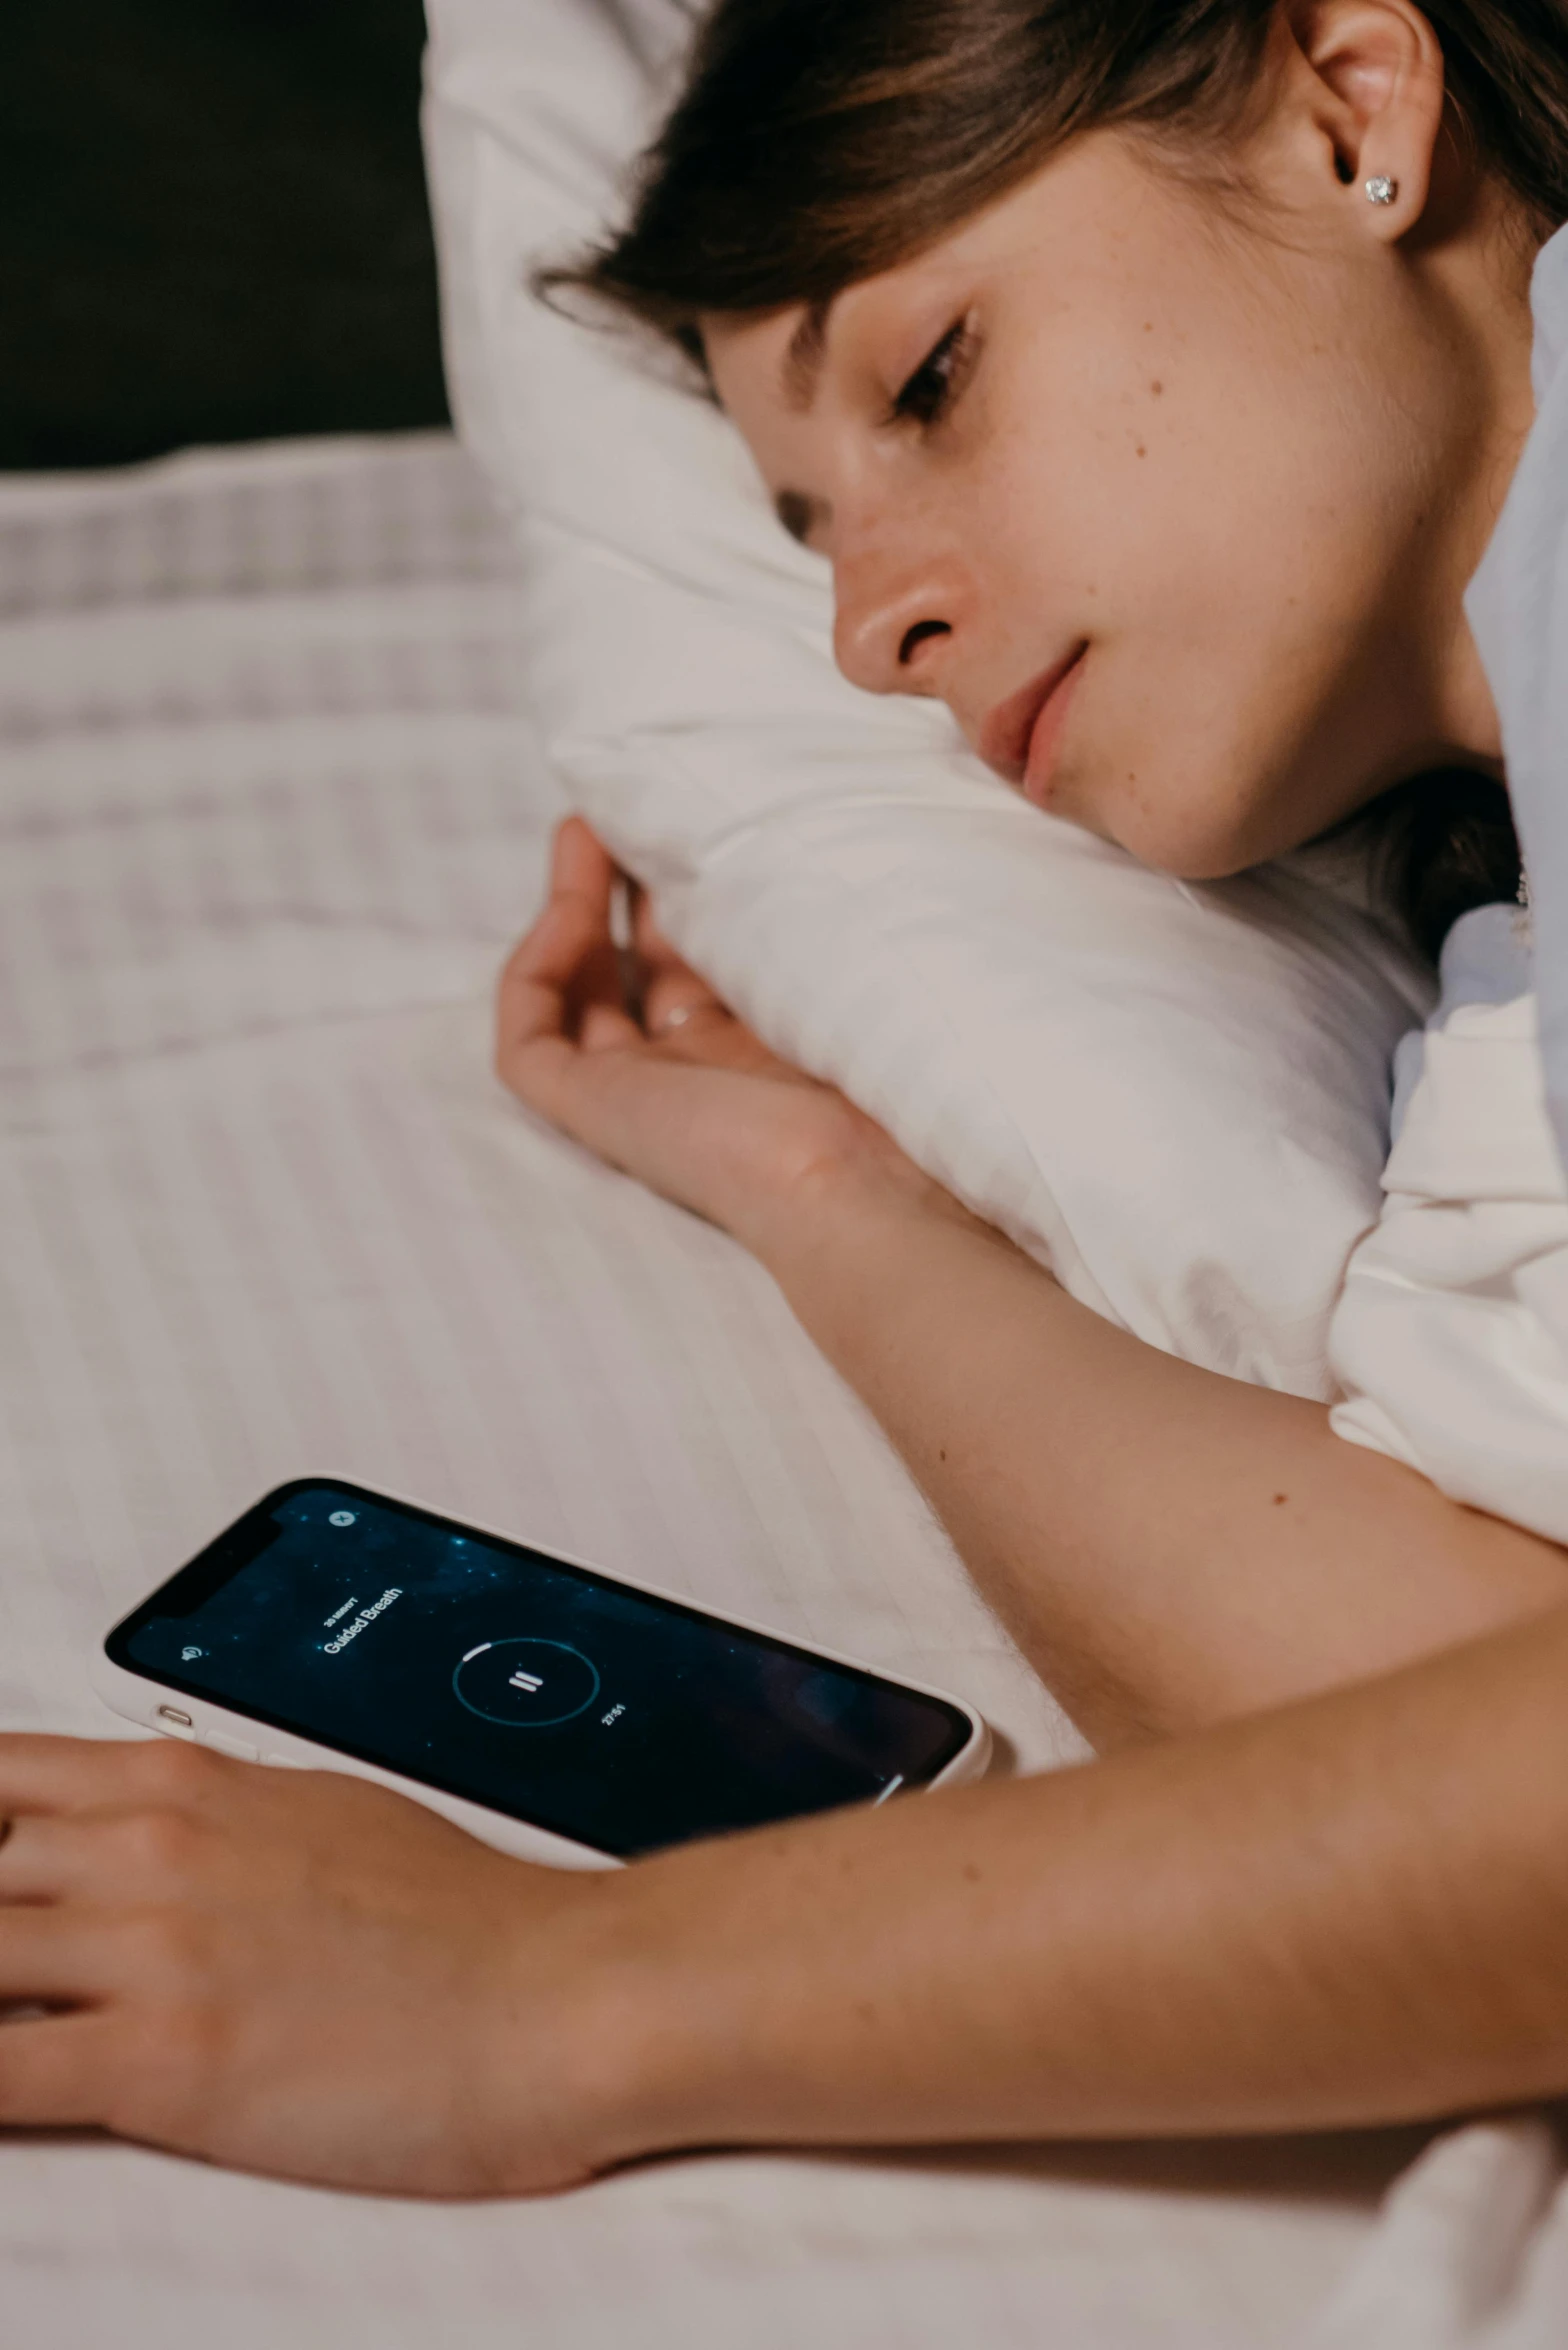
left=705, top=119, right=1525, bottom=877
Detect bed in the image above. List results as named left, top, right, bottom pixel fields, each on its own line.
left=1, top=428, right=1559, bottom=2350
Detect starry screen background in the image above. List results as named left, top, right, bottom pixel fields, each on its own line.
left=109, top=1482, right=969, bottom=1857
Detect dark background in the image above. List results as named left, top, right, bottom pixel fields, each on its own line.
left=1, top=0, right=450, bottom=469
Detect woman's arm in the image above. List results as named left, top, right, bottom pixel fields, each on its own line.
left=499, top=823, right=1568, bottom=1747
left=588, top=1597, right=1568, bottom=2159
left=746, top=1157, right=1568, bottom=1739
left=2, top=821, right=1564, bottom=2193
left=5, top=1603, right=1568, bottom=2191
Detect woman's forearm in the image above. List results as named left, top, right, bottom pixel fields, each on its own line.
left=742, top=1166, right=1568, bottom=1743
left=570, top=1601, right=1568, bottom=2166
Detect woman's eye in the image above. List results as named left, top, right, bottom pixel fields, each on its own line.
left=889, top=319, right=974, bottom=429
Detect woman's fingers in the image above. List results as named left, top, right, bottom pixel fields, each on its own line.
left=502, top=818, right=742, bottom=1054
left=506, top=820, right=611, bottom=994
left=0, top=1814, right=74, bottom=1901
left=551, top=813, right=616, bottom=909
left=495, top=817, right=818, bottom=1205
left=0, top=2011, right=115, bottom=2129
left=0, top=1733, right=175, bottom=1823
left=497, top=824, right=640, bottom=1101
left=629, top=882, right=704, bottom=987
left=642, top=987, right=731, bottom=1045
left=500, top=818, right=722, bottom=1079
left=0, top=1810, right=188, bottom=1905
left=640, top=954, right=730, bottom=1046
left=0, top=1905, right=115, bottom=2001
left=628, top=884, right=727, bottom=1037
left=502, top=829, right=626, bottom=1029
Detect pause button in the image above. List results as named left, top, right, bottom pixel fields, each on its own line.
left=452, top=1637, right=600, bottom=1728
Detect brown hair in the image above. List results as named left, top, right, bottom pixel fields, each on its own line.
left=548, top=0, right=1567, bottom=947
left=557, top=0, right=1568, bottom=347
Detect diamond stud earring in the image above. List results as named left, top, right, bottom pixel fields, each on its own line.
left=1364, top=174, right=1398, bottom=205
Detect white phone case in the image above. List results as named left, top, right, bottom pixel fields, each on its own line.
left=93, top=1479, right=993, bottom=1870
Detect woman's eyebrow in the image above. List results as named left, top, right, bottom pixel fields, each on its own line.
left=782, top=299, right=835, bottom=410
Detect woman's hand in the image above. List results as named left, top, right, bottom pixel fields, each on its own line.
left=496, top=819, right=936, bottom=1259
left=0, top=1734, right=630, bottom=2196
left=15, top=1616, right=1568, bottom=2187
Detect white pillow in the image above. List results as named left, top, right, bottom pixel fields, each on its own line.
left=422, top=0, right=1432, bottom=1398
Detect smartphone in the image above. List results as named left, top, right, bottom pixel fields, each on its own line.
left=95, top=1479, right=989, bottom=1869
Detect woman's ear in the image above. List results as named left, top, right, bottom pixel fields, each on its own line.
left=1287, top=0, right=1448, bottom=237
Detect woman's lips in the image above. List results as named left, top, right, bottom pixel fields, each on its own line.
left=978, top=643, right=1088, bottom=807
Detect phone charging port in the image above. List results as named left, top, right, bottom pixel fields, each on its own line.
left=156, top=1705, right=195, bottom=1734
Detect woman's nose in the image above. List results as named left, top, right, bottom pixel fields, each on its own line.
left=832, top=542, right=962, bottom=697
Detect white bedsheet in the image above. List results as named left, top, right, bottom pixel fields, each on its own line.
left=0, top=429, right=1556, bottom=2350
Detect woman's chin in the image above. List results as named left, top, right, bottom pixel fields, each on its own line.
left=1076, top=795, right=1271, bottom=883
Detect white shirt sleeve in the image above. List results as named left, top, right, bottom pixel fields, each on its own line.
left=1328, top=904, right=1568, bottom=1546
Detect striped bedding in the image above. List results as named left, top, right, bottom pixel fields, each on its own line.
left=0, top=429, right=1546, bottom=2350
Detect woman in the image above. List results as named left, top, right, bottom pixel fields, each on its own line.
left=3, top=0, right=1568, bottom=2194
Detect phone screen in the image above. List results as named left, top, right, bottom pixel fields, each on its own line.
left=105, top=1482, right=974, bottom=1857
